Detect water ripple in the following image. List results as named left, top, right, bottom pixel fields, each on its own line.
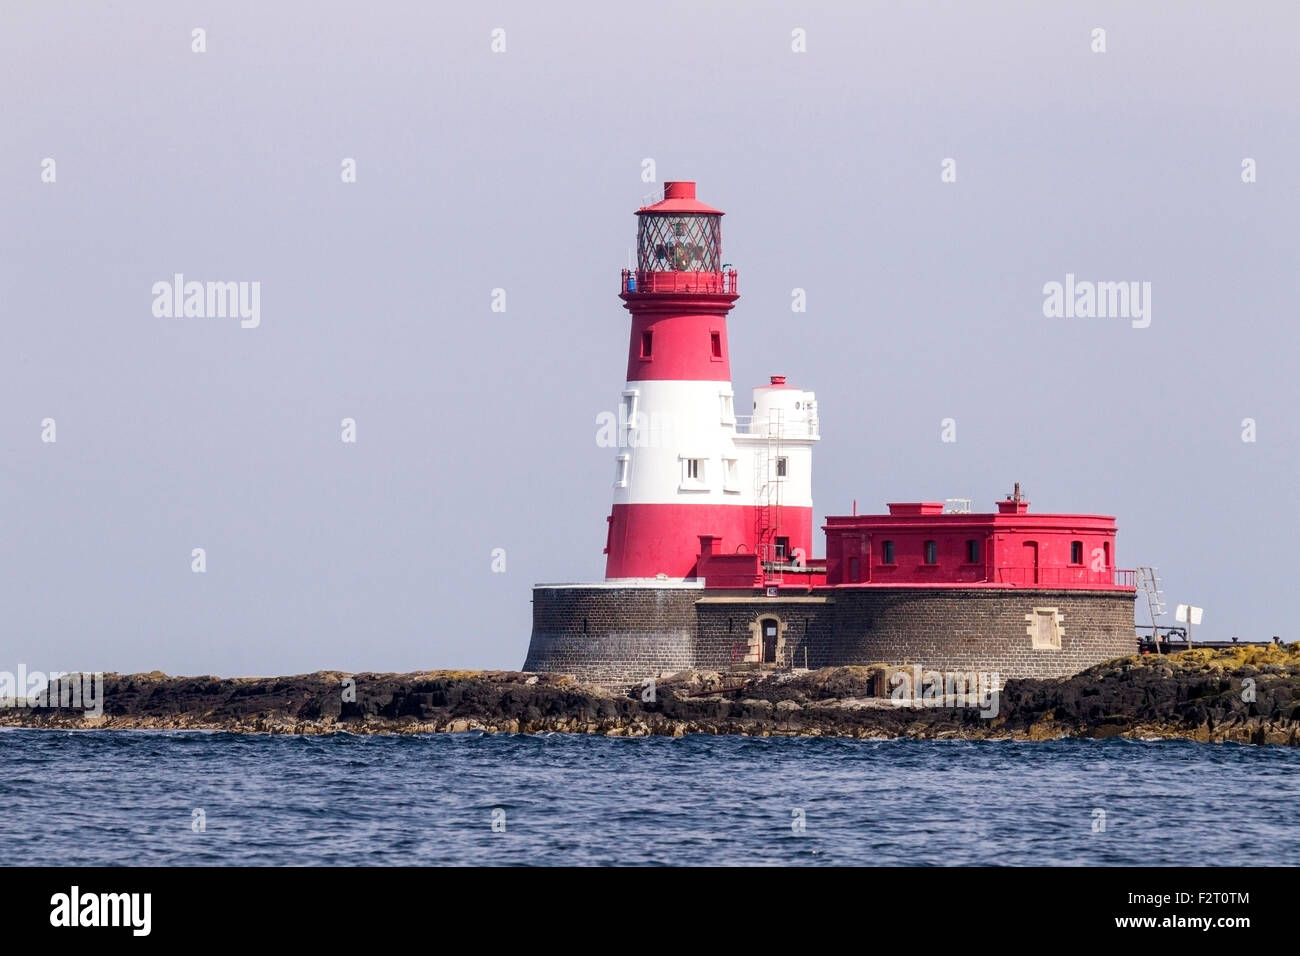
left=0, top=731, right=1296, bottom=865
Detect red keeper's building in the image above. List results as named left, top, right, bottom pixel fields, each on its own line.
left=822, top=493, right=1133, bottom=590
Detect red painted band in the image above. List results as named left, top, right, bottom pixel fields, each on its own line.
left=623, top=311, right=733, bottom=382
left=605, top=502, right=813, bottom=580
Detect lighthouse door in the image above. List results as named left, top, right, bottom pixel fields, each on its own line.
left=761, top=619, right=779, bottom=664
left=1022, top=541, right=1039, bottom=584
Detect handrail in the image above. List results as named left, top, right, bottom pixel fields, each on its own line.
left=621, top=268, right=738, bottom=295
left=734, top=414, right=818, bottom=439
left=991, top=567, right=1136, bottom=588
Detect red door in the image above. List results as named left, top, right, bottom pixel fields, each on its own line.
left=1022, top=541, right=1039, bottom=584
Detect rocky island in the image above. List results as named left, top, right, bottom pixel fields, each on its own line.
left=2, top=645, right=1296, bottom=745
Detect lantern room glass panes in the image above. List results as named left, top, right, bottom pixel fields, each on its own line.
left=637, top=214, right=722, bottom=272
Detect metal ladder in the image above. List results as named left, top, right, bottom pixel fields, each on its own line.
left=754, top=409, right=784, bottom=584
left=1136, top=567, right=1167, bottom=637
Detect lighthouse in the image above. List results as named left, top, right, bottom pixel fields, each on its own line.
left=525, top=180, right=1136, bottom=684
left=603, top=181, right=820, bottom=583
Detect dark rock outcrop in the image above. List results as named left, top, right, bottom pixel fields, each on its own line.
left=1, top=646, right=1296, bottom=744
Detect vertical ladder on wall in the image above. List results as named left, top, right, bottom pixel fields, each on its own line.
left=1136, top=566, right=1167, bottom=641
left=754, top=409, right=784, bottom=585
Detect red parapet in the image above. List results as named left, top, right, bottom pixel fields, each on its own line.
left=621, top=269, right=738, bottom=296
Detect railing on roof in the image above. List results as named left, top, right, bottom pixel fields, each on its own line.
left=992, top=567, right=1136, bottom=588
left=621, top=269, right=738, bottom=295
left=734, top=415, right=819, bottom=440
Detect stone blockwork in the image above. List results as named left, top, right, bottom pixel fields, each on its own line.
left=822, top=589, right=1135, bottom=680
left=523, top=585, right=700, bottom=683
left=694, top=596, right=835, bottom=670
left=525, top=585, right=1136, bottom=684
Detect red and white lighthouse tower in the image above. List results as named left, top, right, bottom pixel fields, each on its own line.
left=604, top=181, right=820, bottom=582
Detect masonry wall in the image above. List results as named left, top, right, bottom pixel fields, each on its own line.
left=524, top=586, right=699, bottom=684
left=524, top=585, right=1137, bottom=684
left=694, top=597, right=835, bottom=670
left=823, top=588, right=1136, bottom=679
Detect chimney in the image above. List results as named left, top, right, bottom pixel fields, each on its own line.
left=997, top=483, right=1030, bottom=514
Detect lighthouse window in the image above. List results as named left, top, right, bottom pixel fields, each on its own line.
left=881, top=540, right=895, bottom=564
left=924, top=540, right=938, bottom=564
left=710, top=331, right=722, bottom=359
left=966, top=539, right=981, bottom=564
left=719, top=391, right=735, bottom=424
left=1070, top=541, right=1083, bottom=565
left=723, top=457, right=740, bottom=492
left=776, top=457, right=788, bottom=477
left=621, top=390, right=640, bottom=444
left=613, top=454, right=629, bottom=488
left=640, top=330, right=653, bottom=359
left=681, top=457, right=707, bottom=490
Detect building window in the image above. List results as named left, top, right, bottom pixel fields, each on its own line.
left=776, top=457, right=788, bottom=477
left=640, top=330, right=653, bottom=358
left=924, top=540, right=938, bottom=565
left=722, top=457, right=740, bottom=493
left=680, top=457, right=707, bottom=490
left=620, top=390, right=639, bottom=445
left=849, top=556, right=860, bottom=581
left=719, top=391, right=735, bottom=424
left=1027, top=608, right=1063, bottom=650
left=710, top=331, right=722, bottom=359
left=613, top=454, right=629, bottom=488
left=1070, top=541, right=1083, bottom=565
left=881, top=540, right=895, bottom=564
left=966, top=539, right=980, bottom=564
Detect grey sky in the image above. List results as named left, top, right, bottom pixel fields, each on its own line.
left=2, top=1, right=1297, bottom=676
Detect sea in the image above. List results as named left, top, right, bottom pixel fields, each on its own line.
left=2, top=729, right=1297, bottom=866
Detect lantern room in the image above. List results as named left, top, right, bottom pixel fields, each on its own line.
left=635, top=181, right=723, bottom=273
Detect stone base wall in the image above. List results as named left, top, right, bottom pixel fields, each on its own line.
left=694, top=597, right=835, bottom=670
left=822, top=589, right=1136, bottom=680
left=525, top=585, right=1136, bottom=684
left=523, top=586, right=700, bottom=684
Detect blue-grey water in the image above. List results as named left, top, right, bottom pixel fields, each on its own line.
left=2, top=729, right=1297, bottom=866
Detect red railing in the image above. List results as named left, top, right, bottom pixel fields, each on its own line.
left=621, top=269, right=738, bottom=295
left=992, top=566, right=1136, bottom=589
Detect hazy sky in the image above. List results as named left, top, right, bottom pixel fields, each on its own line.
left=2, top=1, right=1297, bottom=676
